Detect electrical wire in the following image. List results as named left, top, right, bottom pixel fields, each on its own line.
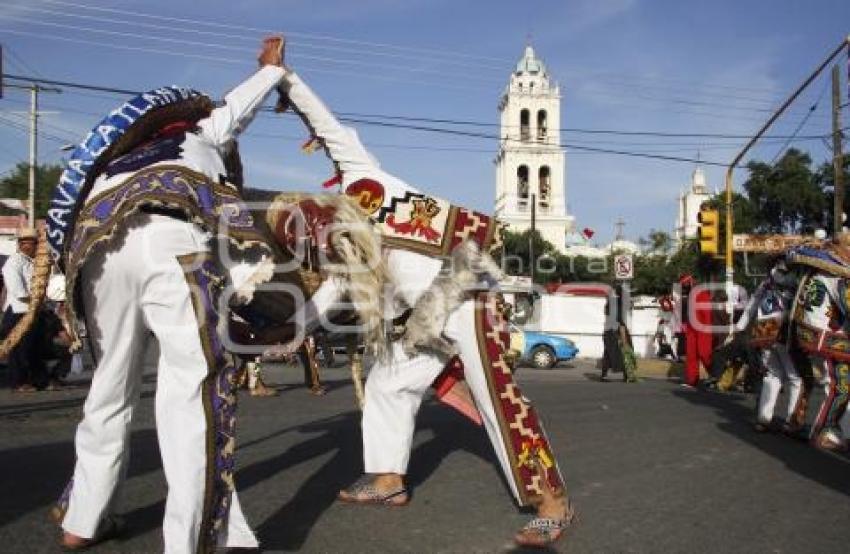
left=5, top=72, right=829, bottom=142
left=0, top=14, right=503, bottom=85
left=9, top=4, right=508, bottom=76
left=769, top=79, right=830, bottom=163
left=0, top=28, right=488, bottom=92
left=37, top=0, right=510, bottom=67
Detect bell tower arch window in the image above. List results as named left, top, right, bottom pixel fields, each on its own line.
left=537, top=109, right=548, bottom=141
left=539, top=166, right=551, bottom=208
left=517, top=165, right=529, bottom=208
left=520, top=109, right=530, bottom=142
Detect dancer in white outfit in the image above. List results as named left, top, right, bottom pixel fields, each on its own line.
left=51, top=37, right=290, bottom=552
left=279, top=66, right=574, bottom=547
left=732, top=260, right=801, bottom=432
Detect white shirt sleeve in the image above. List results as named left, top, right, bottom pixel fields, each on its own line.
left=2, top=255, right=30, bottom=311
left=282, top=71, right=379, bottom=176
left=196, top=65, right=287, bottom=146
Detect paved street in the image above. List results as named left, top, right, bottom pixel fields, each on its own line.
left=1, top=360, right=849, bottom=553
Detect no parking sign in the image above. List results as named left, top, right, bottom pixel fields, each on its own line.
left=614, top=254, right=634, bottom=280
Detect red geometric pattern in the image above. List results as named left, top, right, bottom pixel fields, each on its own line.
left=474, top=292, right=564, bottom=505
left=449, top=208, right=499, bottom=253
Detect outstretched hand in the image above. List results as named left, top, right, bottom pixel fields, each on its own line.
left=258, top=35, right=285, bottom=67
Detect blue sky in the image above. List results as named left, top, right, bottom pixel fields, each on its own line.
left=0, top=0, right=848, bottom=244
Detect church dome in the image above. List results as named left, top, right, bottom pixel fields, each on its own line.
left=515, top=45, right=547, bottom=76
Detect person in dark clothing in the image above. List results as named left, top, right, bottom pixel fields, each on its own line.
left=1, top=229, right=47, bottom=392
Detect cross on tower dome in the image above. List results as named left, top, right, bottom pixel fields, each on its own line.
left=516, top=45, right=547, bottom=76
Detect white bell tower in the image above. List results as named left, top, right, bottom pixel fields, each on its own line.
left=494, top=44, right=574, bottom=252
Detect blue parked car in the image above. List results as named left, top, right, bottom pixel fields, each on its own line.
left=509, top=324, right=579, bottom=369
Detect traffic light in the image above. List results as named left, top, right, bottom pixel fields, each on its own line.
left=698, top=209, right=719, bottom=256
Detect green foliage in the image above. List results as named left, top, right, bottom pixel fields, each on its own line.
left=0, top=162, right=62, bottom=219
left=638, top=228, right=673, bottom=255
left=742, top=149, right=827, bottom=233
left=813, top=156, right=850, bottom=234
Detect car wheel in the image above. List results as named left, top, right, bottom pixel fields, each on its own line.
left=530, top=346, right=556, bottom=369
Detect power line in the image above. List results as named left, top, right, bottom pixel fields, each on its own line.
left=2, top=17, right=828, bottom=121
left=3, top=73, right=836, bottom=143
left=770, top=79, right=830, bottom=163
left=10, top=4, right=508, bottom=77
left=38, top=0, right=510, bottom=67
left=0, top=28, right=488, bottom=92
left=0, top=14, right=502, bottom=85
left=326, top=115, right=743, bottom=167
left=0, top=110, right=79, bottom=143
left=4, top=14, right=823, bottom=119
left=3, top=44, right=44, bottom=78
left=0, top=114, right=70, bottom=144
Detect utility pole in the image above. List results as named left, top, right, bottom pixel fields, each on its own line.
left=28, top=85, right=37, bottom=229
left=723, top=36, right=850, bottom=326
left=1, top=73, right=61, bottom=227
left=529, top=193, right=536, bottom=284
left=833, top=63, right=845, bottom=237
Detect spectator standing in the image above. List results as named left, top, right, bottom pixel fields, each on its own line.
left=1, top=228, right=46, bottom=392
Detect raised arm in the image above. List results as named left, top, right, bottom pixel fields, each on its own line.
left=197, top=36, right=287, bottom=146
left=282, top=71, right=378, bottom=177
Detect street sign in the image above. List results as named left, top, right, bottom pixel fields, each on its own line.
left=731, top=234, right=806, bottom=253
left=614, top=254, right=634, bottom=280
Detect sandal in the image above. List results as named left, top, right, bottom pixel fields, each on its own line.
left=338, top=482, right=409, bottom=506
left=60, top=515, right=125, bottom=551
left=814, top=431, right=848, bottom=452
left=514, top=506, right=577, bottom=548
left=250, top=383, right=279, bottom=397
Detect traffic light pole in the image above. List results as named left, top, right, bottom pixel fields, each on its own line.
left=723, top=36, right=850, bottom=327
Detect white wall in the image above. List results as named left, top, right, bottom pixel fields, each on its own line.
left=516, top=292, right=663, bottom=359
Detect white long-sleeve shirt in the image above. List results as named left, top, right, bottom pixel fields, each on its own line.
left=282, top=72, right=443, bottom=311
left=2, top=251, right=34, bottom=314
left=87, top=65, right=287, bottom=200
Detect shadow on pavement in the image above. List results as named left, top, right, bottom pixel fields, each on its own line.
left=253, top=401, right=509, bottom=551
left=250, top=412, right=362, bottom=550
left=0, top=390, right=155, bottom=420
left=0, top=428, right=162, bottom=530
left=673, top=388, right=850, bottom=497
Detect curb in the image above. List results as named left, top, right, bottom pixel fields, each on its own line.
left=638, top=359, right=683, bottom=379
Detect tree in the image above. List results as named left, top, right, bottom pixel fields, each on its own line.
left=0, top=162, right=63, bottom=219
left=638, top=229, right=673, bottom=256
left=813, top=156, right=850, bottom=234
left=500, top=229, right=557, bottom=283
left=742, top=148, right=827, bottom=234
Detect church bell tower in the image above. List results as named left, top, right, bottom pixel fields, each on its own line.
left=494, top=45, right=574, bottom=251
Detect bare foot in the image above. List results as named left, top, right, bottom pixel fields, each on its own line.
left=60, top=531, right=92, bottom=550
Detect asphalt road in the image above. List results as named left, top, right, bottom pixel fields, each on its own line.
left=0, top=360, right=848, bottom=553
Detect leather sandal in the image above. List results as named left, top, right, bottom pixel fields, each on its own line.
left=514, top=505, right=576, bottom=548
left=338, top=482, right=409, bottom=506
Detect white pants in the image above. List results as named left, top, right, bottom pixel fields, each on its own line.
left=756, top=344, right=802, bottom=425
left=62, top=214, right=257, bottom=552
left=362, top=299, right=522, bottom=503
